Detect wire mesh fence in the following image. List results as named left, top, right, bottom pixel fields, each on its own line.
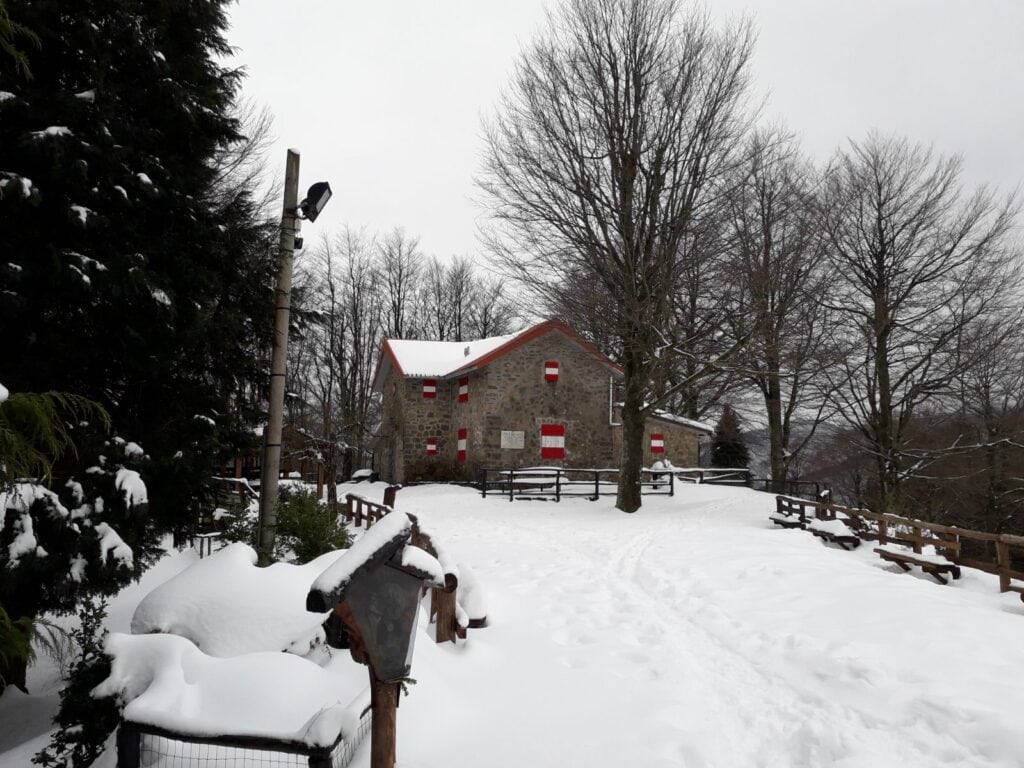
left=118, top=706, right=371, bottom=768
left=139, top=735, right=308, bottom=768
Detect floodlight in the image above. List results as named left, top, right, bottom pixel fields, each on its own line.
left=298, top=181, right=332, bottom=222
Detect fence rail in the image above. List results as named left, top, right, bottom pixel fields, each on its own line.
left=478, top=466, right=679, bottom=501
left=778, top=495, right=1024, bottom=596
left=748, top=478, right=827, bottom=500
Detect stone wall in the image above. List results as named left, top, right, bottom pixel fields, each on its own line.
left=375, top=328, right=705, bottom=482
left=460, top=330, right=620, bottom=475
left=611, top=415, right=704, bottom=469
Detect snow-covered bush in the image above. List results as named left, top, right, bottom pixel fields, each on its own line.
left=1, top=446, right=158, bottom=626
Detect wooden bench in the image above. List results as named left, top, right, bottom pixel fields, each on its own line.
left=807, top=518, right=861, bottom=550
left=502, top=468, right=562, bottom=501
left=770, top=496, right=813, bottom=529
left=875, top=545, right=962, bottom=584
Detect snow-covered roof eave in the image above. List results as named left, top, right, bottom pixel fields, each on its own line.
left=377, top=319, right=623, bottom=384
left=649, top=411, right=715, bottom=435
left=613, top=404, right=715, bottom=435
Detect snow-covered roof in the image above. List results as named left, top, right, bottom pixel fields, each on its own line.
left=308, top=511, right=415, bottom=609
left=648, top=409, right=715, bottom=434
left=386, top=332, right=521, bottom=379
left=612, top=404, right=714, bottom=434
left=372, top=317, right=622, bottom=392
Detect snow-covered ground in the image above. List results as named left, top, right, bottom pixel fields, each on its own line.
left=4, top=483, right=1024, bottom=767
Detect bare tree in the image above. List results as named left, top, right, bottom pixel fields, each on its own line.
left=663, top=210, right=742, bottom=421
left=295, top=228, right=384, bottom=497
left=820, top=133, right=1019, bottom=513
left=468, top=275, right=521, bottom=339
left=378, top=228, right=423, bottom=339
left=444, top=256, right=477, bottom=342
left=419, top=257, right=456, bottom=341
left=952, top=311, right=1024, bottom=530
left=207, top=98, right=279, bottom=216
left=479, top=0, right=754, bottom=511
left=724, top=130, right=833, bottom=489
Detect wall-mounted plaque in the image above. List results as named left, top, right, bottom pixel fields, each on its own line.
left=500, top=430, right=525, bottom=449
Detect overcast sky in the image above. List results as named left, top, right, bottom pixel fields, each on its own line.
left=227, top=0, right=1024, bottom=259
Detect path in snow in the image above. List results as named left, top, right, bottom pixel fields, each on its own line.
left=388, top=484, right=1024, bottom=768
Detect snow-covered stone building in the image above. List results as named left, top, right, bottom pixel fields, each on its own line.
left=371, top=318, right=712, bottom=483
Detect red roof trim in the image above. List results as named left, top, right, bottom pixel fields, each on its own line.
left=451, top=318, right=622, bottom=377
left=371, top=340, right=406, bottom=393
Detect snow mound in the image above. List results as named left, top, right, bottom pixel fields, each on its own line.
left=131, top=543, right=348, bottom=656
left=93, top=633, right=363, bottom=747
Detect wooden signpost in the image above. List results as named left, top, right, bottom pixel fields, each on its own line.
left=307, top=514, right=442, bottom=768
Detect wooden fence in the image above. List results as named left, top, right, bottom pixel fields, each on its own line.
left=777, top=495, right=1024, bottom=598
left=479, top=466, right=677, bottom=501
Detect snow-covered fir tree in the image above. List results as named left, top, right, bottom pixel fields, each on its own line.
left=0, top=0, right=276, bottom=526
left=710, top=404, right=751, bottom=469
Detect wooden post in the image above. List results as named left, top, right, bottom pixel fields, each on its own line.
left=116, top=724, right=141, bottom=768
left=878, top=517, right=888, bottom=545
left=508, top=469, right=515, bottom=502
left=383, top=485, right=398, bottom=508
left=911, top=523, right=922, bottom=553
left=370, top=675, right=399, bottom=768
left=555, top=470, right=561, bottom=502
left=433, top=589, right=458, bottom=643
left=594, top=470, right=600, bottom=499
left=316, top=464, right=325, bottom=501
left=997, top=540, right=1011, bottom=592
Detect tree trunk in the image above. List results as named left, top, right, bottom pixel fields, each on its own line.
left=326, top=442, right=338, bottom=506
left=616, top=352, right=645, bottom=513
left=873, top=296, right=900, bottom=514
left=765, top=360, right=787, bottom=493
